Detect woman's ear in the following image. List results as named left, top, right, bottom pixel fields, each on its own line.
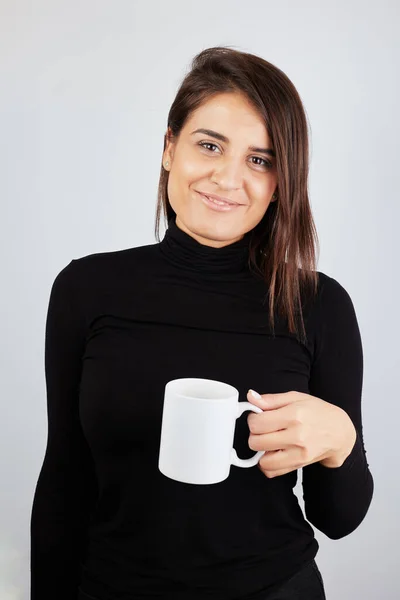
left=163, top=129, right=176, bottom=166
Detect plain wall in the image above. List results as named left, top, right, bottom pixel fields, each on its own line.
left=1, top=1, right=399, bottom=598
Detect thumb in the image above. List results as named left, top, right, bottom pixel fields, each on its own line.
left=246, top=389, right=270, bottom=410
left=247, top=389, right=293, bottom=410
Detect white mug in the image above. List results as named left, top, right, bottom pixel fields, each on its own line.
left=158, top=377, right=266, bottom=485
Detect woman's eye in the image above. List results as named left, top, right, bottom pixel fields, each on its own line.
left=199, top=141, right=219, bottom=152
left=251, top=156, right=273, bottom=170
left=198, top=141, right=272, bottom=170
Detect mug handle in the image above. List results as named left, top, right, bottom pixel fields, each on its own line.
left=230, top=402, right=266, bottom=468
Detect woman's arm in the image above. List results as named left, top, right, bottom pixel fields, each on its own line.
left=302, top=275, right=374, bottom=539
left=30, top=260, right=98, bottom=600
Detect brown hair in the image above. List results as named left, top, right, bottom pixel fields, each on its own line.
left=154, top=46, right=319, bottom=346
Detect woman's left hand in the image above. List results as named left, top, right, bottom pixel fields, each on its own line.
left=246, top=390, right=357, bottom=478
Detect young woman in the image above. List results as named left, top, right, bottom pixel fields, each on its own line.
left=30, top=46, right=374, bottom=600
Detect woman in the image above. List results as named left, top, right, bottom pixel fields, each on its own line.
left=30, top=46, right=374, bottom=600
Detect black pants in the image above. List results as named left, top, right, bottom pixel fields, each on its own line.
left=262, top=559, right=326, bottom=599
left=78, top=559, right=326, bottom=600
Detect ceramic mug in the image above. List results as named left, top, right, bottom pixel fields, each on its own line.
left=158, top=377, right=266, bottom=484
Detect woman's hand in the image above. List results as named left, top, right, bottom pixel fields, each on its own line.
left=246, top=390, right=357, bottom=478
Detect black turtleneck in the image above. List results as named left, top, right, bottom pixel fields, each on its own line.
left=30, top=216, right=373, bottom=600
left=159, top=216, right=252, bottom=274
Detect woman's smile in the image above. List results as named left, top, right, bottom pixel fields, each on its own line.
left=196, top=190, right=245, bottom=212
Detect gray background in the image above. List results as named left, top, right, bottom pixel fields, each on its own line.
left=1, top=1, right=399, bottom=598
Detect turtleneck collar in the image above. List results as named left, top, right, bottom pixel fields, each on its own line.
left=159, top=216, right=251, bottom=274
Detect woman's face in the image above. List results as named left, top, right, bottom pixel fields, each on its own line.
left=163, top=91, right=278, bottom=248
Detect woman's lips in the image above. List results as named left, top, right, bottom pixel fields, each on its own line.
left=196, top=191, right=243, bottom=212
left=198, top=191, right=240, bottom=205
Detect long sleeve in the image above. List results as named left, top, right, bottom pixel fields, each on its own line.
left=302, top=274, right=374, bottom=540
left=29, top=225, right=376, bottom=598
left=30, top=260, right=98, bottom=599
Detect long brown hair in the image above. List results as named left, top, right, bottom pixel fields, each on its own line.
left=154, top=46, right=319, bottom=347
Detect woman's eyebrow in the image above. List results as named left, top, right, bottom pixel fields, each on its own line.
left=190, top=128, right=276, bottom=157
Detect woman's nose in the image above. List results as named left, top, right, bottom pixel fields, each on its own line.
left=211, top=159, right=244, bottom=190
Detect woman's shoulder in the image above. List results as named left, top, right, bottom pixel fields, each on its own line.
left=313, top=269, right=360, bottom=327
left=74, top=241, right=159, bottom=270
left=315, top=270, right=356, bottom=304
left=66, top=241, right=158, bottom=273
left=297, top=269, right=358, bottom=329
left=51, top=242, right=160, bottom=295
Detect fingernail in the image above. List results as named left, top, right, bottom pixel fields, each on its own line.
left=248, top=389, right=262, bottom=400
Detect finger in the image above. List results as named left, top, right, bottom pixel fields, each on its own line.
left=247, top=404, right=294, bottom=434
left=259, top=447, right=301, bottom=472
left=247, top=389, right=302, bottom=411
left=258, top=462, right=296, bottom=478
left=249, top=429, right=292, bottom=452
